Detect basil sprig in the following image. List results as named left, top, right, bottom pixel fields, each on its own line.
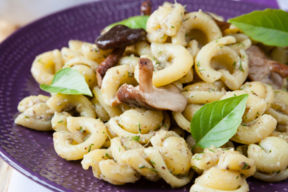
left=40, top=68, right=92, bottom=96
left=106, top=15, right=149, bottom=30
left=228, top=9, right=288, bottom=47
left=191, top=94, right=248, bottom=148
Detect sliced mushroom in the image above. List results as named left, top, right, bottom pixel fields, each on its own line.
left=141, top=0, right=152, bottom=15
left=269, top=60, right=288, bottom=78
left=213, top=19, right=230, bottom=33
left=115, top=58, right=187, bottom=112
left=96, top=48, right=125, bottom=87
left=247, top=45, right=288, bottom=89
left=95, top=25, right=146, bottom=50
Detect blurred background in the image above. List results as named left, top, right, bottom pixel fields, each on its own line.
left=0, top=0, right=97, bottom=24
left=0, top=0, right=287, bottom=191
left=0, top=0, right=287, bottom=42
left=0, top=0, right=97, bottom=42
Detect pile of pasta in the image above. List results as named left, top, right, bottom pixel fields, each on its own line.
left=15, top=2, right=288, bottom=192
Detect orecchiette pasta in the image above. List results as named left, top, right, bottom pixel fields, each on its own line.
left=64, top=57, right=98, bottom=71
left=106, top=109, right=169, bottom=144
left=240, top=81, right=274, bottom=109
left=118, top=108, right=163, bottom=134
left=248, top=137, right=288, bottom=181
left=228, top=34, right=252, bottom=52
left=15, top=95, right=54, bottom=131
left=150, top=43, right=194, bottom=87
left=14, top=1, right=288, bottom=190
left=51, top=112, right=71, bottom=132
left=82, top=149, right=112, bottom=178
left=92, top=87, right=121, bottom=121
left=31, top=50, right=63, bottom=85
left=67, top=40, right=111, bottom=63
left=17, top=95, right=50, bottom=112
left=195, top=36, right=248, bottom=90
left=119, top=55, right=140, bottom=67
left=101, top=64, right=136, bottom=106
left=150, top=130, right=192, bottom=176
left=217, top=151, right=255, bottom=177
left=82, top=147, right=140, bottom=185
left=144, top=130, right=193, bottom=188
left=47, top=94, right=96, bottom=118
left=190, top=167, right=249, bottom=192
left=172, top=11, right=222, bottom=46
left=15, top=102, right=54, bottom=131
left=191, top=147, right=224, bottom=174
left=135, top=41, right=153, bottom=57
left=53, top=117, right=107, bottom=160
left=146, top=2, right=185, bottom=43
left=190, top=147, right=255, bottom=192
left=267, top=89, right=288, bottom=131
left=232, top=114, right=276, bottom=144
left=254, top=169, right=288, bottom=182
left=182, top=81, right=226, bottom=104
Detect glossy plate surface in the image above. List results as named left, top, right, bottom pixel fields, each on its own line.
left=0, top=0, right=286, bottom=191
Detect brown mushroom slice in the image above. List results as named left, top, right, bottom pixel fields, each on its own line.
left=96, top=48, right=125, bottom=87
left=141, top=0, right=152, bottom=15
left=247, top=46, right=288, bottom=89
left=269, top=60, right=288, bottom=78
left=116, top=58, right=187, bottom=112
left=95, top=25, right=147, bottom=50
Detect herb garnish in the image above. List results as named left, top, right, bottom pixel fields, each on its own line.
left=40, top=68, right=92, bottom=96
left=132, top=135, right=140, bottom=142
left=228, top=9, right=288, bottom=47
left=88, top=144, right=94, bottom=152
left=190, top=94, right=248, bottom=148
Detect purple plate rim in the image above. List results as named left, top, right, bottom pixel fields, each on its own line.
left=0, top=0, right=273, bottom=191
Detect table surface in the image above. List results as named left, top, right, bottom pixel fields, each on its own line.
left=0, top=0, right=287, bottom=192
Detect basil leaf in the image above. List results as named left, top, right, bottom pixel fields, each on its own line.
left=106, top=15, right=149, bottom=30
left=191, top=94, right=248, bottom=148
left=40, top=68, right=92, bottom=96
left=228, top=9, right=288, bottom=47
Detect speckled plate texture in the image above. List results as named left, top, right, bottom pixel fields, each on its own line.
left=0, top=0, right=287, bottom=191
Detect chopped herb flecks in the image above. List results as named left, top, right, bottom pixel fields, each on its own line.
left=88, top=144, right=94, bottom=152
left=241, top=162, right=251, bottom=170
left=138, top=123, right=142, bottom=133
left=105, top=153, right=111, bottom=158
left=132, top=135, right=140, bottom=142
left=138, top=165, right=146, bottom=169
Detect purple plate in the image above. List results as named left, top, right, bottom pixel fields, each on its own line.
left=0, top=0, right=286, bottom=191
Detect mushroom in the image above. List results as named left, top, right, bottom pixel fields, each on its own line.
left=247, top=45, right=288, bottom=89
left=141, top=0, right=152, bottom=15
left=95, top=24, right=147, bottom=87
left=95, top=25, right=147, bottom=50
left=115, top=58, right=187, bottom=112
left=96, top=48, right=125, bottom=87
left=213, top=18, right=231, bottom=33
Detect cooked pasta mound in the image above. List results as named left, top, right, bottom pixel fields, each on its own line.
left=15, top=2, right=288, bottom=192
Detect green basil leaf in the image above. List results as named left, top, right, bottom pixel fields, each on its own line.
left=228, top=9, right=288, bottom=47
left=191, top=94, right=248, bottom=148
left=106, top=15, right=149, bottom=30
left=40, top=68, right=92, bottom=96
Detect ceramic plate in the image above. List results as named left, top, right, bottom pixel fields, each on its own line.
left=0, top=0, right=286, bottom=191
